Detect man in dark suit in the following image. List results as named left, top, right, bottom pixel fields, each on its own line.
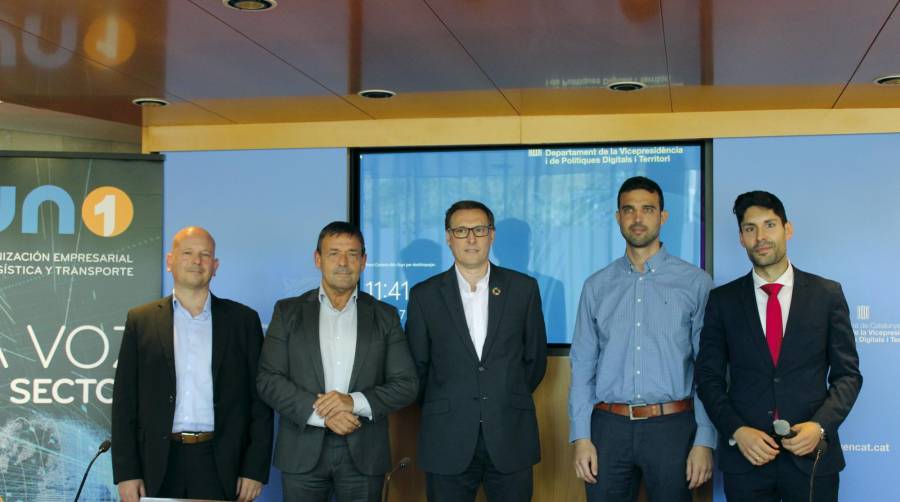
left=112, top=226, right=274, bottom=502
left=406, top=200, right=548, bottom=502
left=257, top=221, right=418, bottom=502
left=696, top=191, right=862, bottom=501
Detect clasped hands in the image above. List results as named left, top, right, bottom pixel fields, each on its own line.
left=733, top=421, right=823, bottom=466
left=314, top=390, right=362, bottom=435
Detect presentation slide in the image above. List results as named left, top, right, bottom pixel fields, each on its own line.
left=357, top=144, right=704, bottom=344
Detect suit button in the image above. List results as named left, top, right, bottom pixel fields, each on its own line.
left=482, top=396, right=488, bottom=400
left=169, top=395, right=175, bottom=403
left=773, top=377, right=781, bottom=384
left=478, top=366, right=485, bottom=372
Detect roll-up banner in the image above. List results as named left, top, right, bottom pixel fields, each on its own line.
left=0, top=152, right=163, bottom=501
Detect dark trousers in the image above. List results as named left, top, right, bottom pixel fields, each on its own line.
left=585, top=408, right=696, bottom=502
left=158, top=440, right=228, bottom=500
left=723, top=451, right=839, bottom=502
left=426, top=427, right=533, bottom=502
left=282, top=434, right=383, bottom=502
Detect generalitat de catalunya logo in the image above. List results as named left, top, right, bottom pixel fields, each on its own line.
left=0, top=185, right=134, bottom=237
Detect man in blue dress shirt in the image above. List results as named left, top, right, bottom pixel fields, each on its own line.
left=112, top=227, right=273, bottom=502
left=568, top=176, right=715, bottom=501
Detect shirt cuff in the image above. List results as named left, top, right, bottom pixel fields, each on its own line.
left=569, top=419, right=591, bottom=443
left=306, top=410, right=325, bottom=428
left=351, top=392, right=373, bottom=419
left=693, top=424, right=717, bottom=449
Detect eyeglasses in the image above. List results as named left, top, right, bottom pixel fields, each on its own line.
left=449, top=225, right=493, bottom=239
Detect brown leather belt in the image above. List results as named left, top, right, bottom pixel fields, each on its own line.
left=169, top=431, right=215, bottom=444
left=594, top=398, right=693, bottom=420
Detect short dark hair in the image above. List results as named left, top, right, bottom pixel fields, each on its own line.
left=444, top=200, right=495, bottom=230
left=316, top=221, right=366, bottom=255
left=617, top=176, right=664, bottom=211
left=732, top=191, right=788, bottom=227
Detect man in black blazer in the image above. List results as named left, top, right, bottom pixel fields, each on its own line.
left=112, top=227, right=273, bottom=502
left=406, top=200, right=548, bottom=502
left=257, top=221, right=418, bottom=502
left=696, top=191, right=862, bottom=501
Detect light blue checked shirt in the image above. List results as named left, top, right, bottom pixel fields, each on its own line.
left=568, top=247, right=716, bottom=448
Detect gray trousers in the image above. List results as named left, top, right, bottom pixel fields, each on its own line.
left=282, top=434, right=383, bottom=502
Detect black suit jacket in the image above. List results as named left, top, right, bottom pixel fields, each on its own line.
left=406, top=265, right=548, bottom=475
left=111, top=295, right=274, bottom=497
left=256, top=289, right=418, bottom=476
left=696, top=268, right=862, bottom=475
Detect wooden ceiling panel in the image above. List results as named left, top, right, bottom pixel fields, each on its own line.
left=836, top=4, right=900, bottom=108
left=424, top=0, right=672, bottom=114
left=664, top=0, right=898, bottom=111
left=0, top=0, right=372, bottom=123
left=0, top=19, right=229, bottom=125
left=207, top=0, right=516, bottom=117
left=3, top=0, right=900, bottom=127
left=344, top=90, right=517, bottom=119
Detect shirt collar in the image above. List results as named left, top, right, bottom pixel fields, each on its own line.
left=752, top=260, right=795, bottom=289
left=621, top=245, right=669, bottom=274
left=172, top=290, right=212, bottom=320
left=455, top=263, right=491, bottom=293
left=318, top=284, right=358, bottom=312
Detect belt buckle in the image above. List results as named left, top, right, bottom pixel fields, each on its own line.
left=181, top=432, right=199, bottom=444
left=628, top=403, right=649, bottom=421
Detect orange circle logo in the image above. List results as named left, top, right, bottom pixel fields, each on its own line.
left=81, top=186, right=134, bottom=237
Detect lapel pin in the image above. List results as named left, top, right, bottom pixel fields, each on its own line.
left=491, top=287, right=501, bottom=296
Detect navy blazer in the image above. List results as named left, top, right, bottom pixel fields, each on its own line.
left=695, top=268, right=862, bottom=475
left=406, top=264, right=548, bottom=474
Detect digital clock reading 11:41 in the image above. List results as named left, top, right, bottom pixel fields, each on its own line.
left=363, top=281, right=409, bottom=302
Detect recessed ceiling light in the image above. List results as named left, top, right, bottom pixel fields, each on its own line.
left=358, top=89, right=396, bottom=99
left=607, top=81, right=645, bottom=92
left=131, top=97, right=169, bottom=107
left=873, top=75, right=900, bottom=86
left=223, top=0, right=277, bottom=11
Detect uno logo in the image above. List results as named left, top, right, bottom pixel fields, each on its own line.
left=0, top=185, right=134, bottom=237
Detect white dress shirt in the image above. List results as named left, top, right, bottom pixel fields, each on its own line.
left=307, top=286, right=373, bottom=427
left=172, top=291, right=215, bottom=433
left=456, top=264, right=491, bottom=360
left=751, top=262, right=795, bottom=337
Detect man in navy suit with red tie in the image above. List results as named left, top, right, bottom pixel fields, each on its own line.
left=696, top=191, right=862, bottom=501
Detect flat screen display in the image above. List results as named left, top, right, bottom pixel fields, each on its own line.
left=356, top=143, right=705, bottom=344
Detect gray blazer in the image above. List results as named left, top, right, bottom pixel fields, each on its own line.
left=256, top=289, right=418, bottom=475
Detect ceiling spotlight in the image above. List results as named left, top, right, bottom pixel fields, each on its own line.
left=131, top=97, right=169, bottom=107
left=223, top=0, right=277, bottom=11
left=358, top=89, right=396, bottom=99
left=873, top=75, right=900, bottom=86
left=607, top=81, right=645, bottom=92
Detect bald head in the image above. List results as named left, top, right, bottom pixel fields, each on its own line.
left=172, top=226, right=216, bottom=254
left=167, top=226, right=219, bottom=293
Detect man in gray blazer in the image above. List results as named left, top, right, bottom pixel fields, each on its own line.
left=257, top=221, right=418, bottom=502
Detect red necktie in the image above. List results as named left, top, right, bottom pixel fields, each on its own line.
left=761, top=283, right=784, bottom=365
